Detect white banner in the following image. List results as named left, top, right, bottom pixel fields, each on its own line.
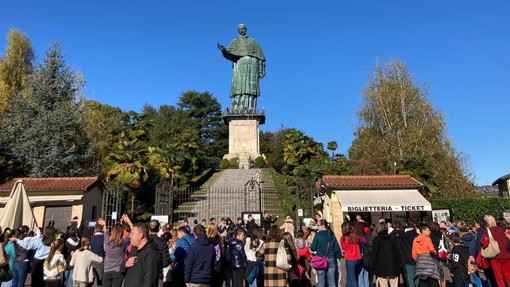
left=342, top=205, right=431, bottom=212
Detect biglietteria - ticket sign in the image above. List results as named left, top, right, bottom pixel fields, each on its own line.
left=343, top=205, right=431, bottom=212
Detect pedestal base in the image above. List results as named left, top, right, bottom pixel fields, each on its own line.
left=223, top=114, right=265, bottom=169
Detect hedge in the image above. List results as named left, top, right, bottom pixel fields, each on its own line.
left=254, top=156, right=267, bottom=168
left=428, top=197, right=510, bottom=222
left=220, top=158, right=230, bottom=169
left=189, top=168, right=215, bottom=188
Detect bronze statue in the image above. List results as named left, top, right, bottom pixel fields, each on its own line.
left=218, top=24, right=266, bottom=114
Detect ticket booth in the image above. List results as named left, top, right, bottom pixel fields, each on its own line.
left=319, top=175, right=431, bottom=240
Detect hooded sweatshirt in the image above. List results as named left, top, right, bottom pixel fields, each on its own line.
left=461, top=232, right=477, bottom=257
left=184, top=234, right=216, bottom=284
left=412, top=234, right=436, bottom=261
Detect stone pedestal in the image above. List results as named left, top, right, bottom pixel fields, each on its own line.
left=223, top=114, right=265, bottom=169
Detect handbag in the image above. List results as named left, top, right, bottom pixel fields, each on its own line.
left=311, top=241, right=330, bottom=270
left=0, top=265, right=12, bottom=282
left=481, top=228, right=500, bottom=259
left=276, top=240, right=292, bottom=271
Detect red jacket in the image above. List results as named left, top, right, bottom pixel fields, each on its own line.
left=340, top=234, right=362, bottom=260
left=480, top=226, right=510, bottom=260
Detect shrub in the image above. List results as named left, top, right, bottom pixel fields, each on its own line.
left=229, top=158, right=239, bottom=169
left=220, top=158, right=230, bottom=170
left=254, top=156, right=267, bottom=168
left=428, top=196, right=510, bottom=222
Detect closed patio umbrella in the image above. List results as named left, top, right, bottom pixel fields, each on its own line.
left=0, top=180, right=37, bottom=229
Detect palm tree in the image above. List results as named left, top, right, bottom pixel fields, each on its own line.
left=327, top=141, right=338, bottom=158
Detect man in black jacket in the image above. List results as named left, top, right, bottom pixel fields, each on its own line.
left=184, top=224, right=216, bottom=286
left=149, top=220, right=171, bottom=287
left=246, top=214, right=258, bottom=236
left=261, top=211, right=278, bottom=232
left=124, top=223, right=160, bottom=287
left=401, top=220, right=420, bottom=287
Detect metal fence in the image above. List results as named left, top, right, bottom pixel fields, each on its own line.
left=171, top=180, right=281, bottom=225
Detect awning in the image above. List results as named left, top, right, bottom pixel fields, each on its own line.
left=334, top=189, right=432, bottom=212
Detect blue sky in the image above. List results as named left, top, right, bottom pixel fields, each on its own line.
left=1, top=1, right=509, bottom=185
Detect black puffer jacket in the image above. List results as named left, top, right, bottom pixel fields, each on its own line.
left=229, top=238, right=247, bottom=268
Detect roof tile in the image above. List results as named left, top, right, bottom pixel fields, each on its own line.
left=0, top=177, right=100, bottom=192
left=322, top=175, right=422, bottom=189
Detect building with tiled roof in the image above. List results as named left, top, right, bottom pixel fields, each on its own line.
left=0, top=177, right=103, bottom=232
left=322, top=175, right=423, bottom=190
left=317, top=175, right=430, bottom=239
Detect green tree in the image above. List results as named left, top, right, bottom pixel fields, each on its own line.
left=0, top=43, right=91, bottom=177
left=327, top=141, right=338, bottom=158
left=0, top=29, right=35, bottom=118
left=349, top=59, right=473, bottom=197
left=142, top=104, right=199, bottom=184
left=260, top=129, right=287, bottom=172
left=281, top=128, right=327, bottom=195
left=177, top=90, right=227, bottom=167
left=399, top=156, right=438, bottom=195
left=80, top=100, right=129, bottom=174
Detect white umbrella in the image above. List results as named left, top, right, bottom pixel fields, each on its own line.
left=0, top=180, right=37, bottom=229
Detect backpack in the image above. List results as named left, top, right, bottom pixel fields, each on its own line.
left=438, top=235, right=449, bottom=261
left=213, top=243, right=223, bottom=273
left=361, top=235, right=373, bottom=269
left=224, top=242, right=231, bottom=263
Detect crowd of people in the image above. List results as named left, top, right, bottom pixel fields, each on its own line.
left=0, top=212, right=508, bottom=287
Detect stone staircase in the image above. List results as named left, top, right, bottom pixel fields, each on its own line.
left=180, top=169, right=262, bottom=223
left=173, top=168, right=286, bottom=225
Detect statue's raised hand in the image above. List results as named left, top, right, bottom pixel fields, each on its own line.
left=217, top=43, right=226, bottom=51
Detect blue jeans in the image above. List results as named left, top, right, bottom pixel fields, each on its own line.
left=337, top=259, right=343, bottom=287
left=64, top=269, right=74, bottom=287
left=358, top=267, right=369, bottom=287
left=471, top=271, right=482, bottom=287
left=345, top=260, right=361, bottom=287
left=12, top=261, right=29, bottom=287
left=405, top=264, right=418, bottom=287
left=317, top=258, right=337, bottom=287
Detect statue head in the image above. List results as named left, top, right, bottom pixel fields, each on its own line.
left=237, top=24, right=247, bottom=36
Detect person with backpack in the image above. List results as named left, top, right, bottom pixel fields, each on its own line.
left=244, top=231, right=263, bottom=287
left=12, top=227, right=30, bottom=287
left=359, top=224, right=373, bottom=287
left=207, top=224, right=225, bottom=287
left=295, top=230, right=311, bottom=262
left=12, top=226, right=56, bottom=287
left=43, top=239, right=66, bottom=287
